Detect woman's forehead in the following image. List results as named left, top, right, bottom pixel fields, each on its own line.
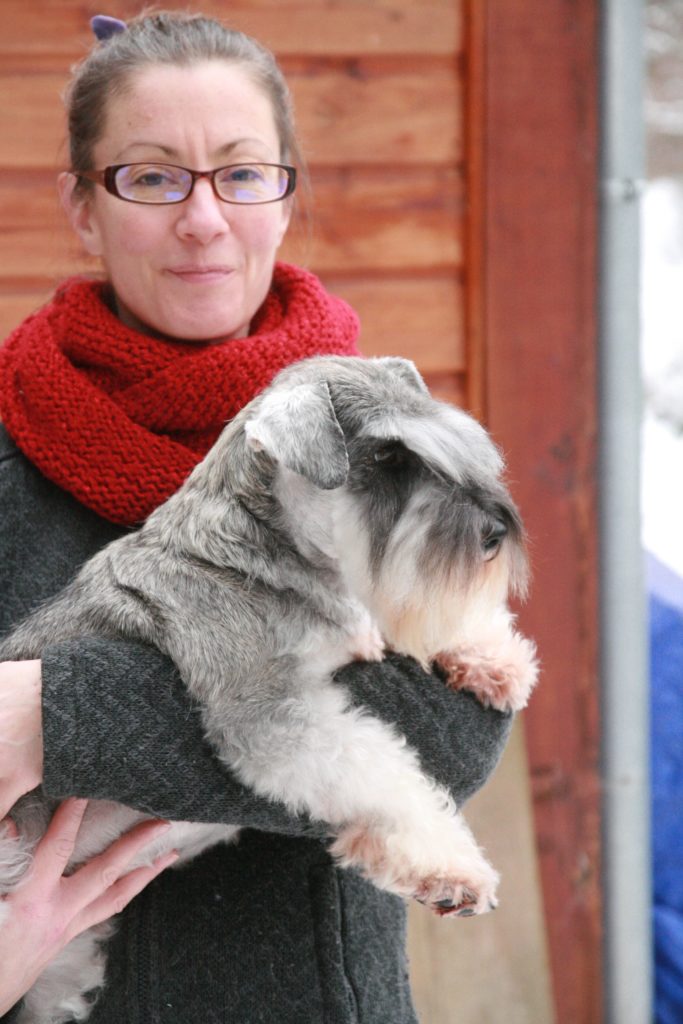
left=96, top=61, right=280, bottom=161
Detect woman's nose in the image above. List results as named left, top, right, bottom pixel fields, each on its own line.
left=175, top=179, right=231, bottom=243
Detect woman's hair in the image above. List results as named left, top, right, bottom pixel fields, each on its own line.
left=65, top=9, right=305, bottom=183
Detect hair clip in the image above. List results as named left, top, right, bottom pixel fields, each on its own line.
left=91, top=14, right=128, bottom=41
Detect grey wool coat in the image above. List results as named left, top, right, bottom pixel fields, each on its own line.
left=0, top=424, right=513, bottom=1024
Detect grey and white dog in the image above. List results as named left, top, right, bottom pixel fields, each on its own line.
left=0, top=355, right=538, bottom=1024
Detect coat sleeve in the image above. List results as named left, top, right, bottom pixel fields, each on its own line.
left=40, top=637, right=513, bottom=832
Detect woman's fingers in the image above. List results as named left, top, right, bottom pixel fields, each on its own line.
left=31, top=797, right=89, bottom=877
left=62, top=815, right=173, bottom=913
left=68, top=849, right=179, bottom=937
left=31, top=803, right=177, bottom=947
left=0, top=802, right=179, bottom=1015
left=0, top=660, right=44, bottom=820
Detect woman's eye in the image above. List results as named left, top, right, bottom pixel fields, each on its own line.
left=224, top=165, right=264, bottom=184
left=135, top=173, right=169, bottom=187
left=482, top=521, right=507, bottom=560
left=127, top=166, right=180, bottom=188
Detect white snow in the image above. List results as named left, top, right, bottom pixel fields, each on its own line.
left=641, top=178, right=683, bottom=581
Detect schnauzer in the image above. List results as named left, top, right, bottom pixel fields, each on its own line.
left=0, top=355, right=538, bottom=1023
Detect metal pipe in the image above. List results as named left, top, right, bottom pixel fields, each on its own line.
left=599, top=1, right=652, bottom=1022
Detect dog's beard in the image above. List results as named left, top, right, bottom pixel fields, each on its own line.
left=334, top=491, right=519, bottom=666
left=373, top=546, right=517, bottom=667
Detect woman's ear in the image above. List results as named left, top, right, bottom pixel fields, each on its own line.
left=57, top=172, right=104, bottom=257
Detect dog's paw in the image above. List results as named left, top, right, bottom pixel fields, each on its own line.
left=330, top=822, right=499, bottom=917
left=413, top=867, right=499, bottom=918
left=435, top=631, right=539, bottom=713
left=350, top=623, right=385, bottom=663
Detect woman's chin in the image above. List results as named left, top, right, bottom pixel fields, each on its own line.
left=160, top=320, right=248, bottom=345
left=116, top=297, right=247, bottom=344
left=171, top=311, right=249, bottom=344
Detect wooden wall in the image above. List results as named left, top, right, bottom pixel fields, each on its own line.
left=1, top=3, right=604, bottom=1022
left=469, top=3, right=603, bottom=1022
left=0, top=0, right=467, bottom=407
left=0, top=1, right=492, bottom=1019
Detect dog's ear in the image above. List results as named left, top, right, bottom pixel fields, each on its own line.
left=244, top=381, right=349, bottom=489
left=376, top=357, right=429, bottom=395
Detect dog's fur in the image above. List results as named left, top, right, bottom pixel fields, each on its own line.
left=0, top=355, right=538, bottom=1023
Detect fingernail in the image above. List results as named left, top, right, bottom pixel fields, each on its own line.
left=141, top=821, right=172, bottom=841
left=156, top=850, right=179, bottom=868
left=66, top=797, right=88, bottom=815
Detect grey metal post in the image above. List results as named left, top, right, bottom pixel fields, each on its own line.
left=600, top=1, right=652, bottom=1022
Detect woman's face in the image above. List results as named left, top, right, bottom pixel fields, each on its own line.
left=62, top=61, right=292, bottom=342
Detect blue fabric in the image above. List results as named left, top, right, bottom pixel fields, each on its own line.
left=649, top=556, right=683, bottom=1024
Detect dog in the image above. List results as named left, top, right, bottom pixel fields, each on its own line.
left=0, top=355, right=538, bottom=1023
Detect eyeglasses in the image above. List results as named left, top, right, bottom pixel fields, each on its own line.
left=77, top=162, right=297, bottom=206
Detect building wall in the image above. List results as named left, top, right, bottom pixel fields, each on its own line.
left=0, top=0, right=467, bottom=407
left=0, top=3, right=603, bottom=1022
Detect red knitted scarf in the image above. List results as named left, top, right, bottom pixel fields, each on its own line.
left=0, top=262, right=360, bottom=525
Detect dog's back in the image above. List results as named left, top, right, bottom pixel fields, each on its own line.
left=0, top=355, right=537, bottom=1024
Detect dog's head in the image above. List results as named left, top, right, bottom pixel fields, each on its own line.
left=243, top=356, right=529, bottom=660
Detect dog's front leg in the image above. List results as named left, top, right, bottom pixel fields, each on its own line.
left=434, top=609, right=539, bottom=713
left=219, top=679, right=499, bottom=918
left=347, top=607, right=385, bottom=663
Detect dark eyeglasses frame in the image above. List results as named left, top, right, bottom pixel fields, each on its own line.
left=76, top=162, right=297, bottom=206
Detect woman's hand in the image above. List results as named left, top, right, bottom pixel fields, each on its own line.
left=0, top=798, right=177, bottom=1015
left=0, top=660, right=43, bottom=820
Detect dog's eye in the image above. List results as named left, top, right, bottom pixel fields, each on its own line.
left=373, top=441, right=410, bottom=470
left=482, top=520, right=507, bottom=560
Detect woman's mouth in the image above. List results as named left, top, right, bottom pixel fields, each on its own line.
left=167, top=265, right=233, bottom=284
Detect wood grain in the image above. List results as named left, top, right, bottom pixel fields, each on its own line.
left=408, top=723, right=556, bottom=1024
left=0, top=0, right=461, bottom=59
left=284, top=166, right=464, bottom=273
left=0, top=167, right=463, bottom=288
left=0, top=7, right=562, bottom=1024
left=0, top=0, right=464, bottom=378
left=321, top=275, right=465, bottom=371
left=467, top=1, right=603, bottom=1021
left=0, top=290, right=57, bottom=340
left=0, top=62, right=461, bottom=169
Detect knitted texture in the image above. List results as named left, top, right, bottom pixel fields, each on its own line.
left=0, top=263, right=360, bottom=525
left=0, top=423, right=513, bottom=1023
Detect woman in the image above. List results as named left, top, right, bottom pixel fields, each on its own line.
left=0, top=12, right=512, bottom=1023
